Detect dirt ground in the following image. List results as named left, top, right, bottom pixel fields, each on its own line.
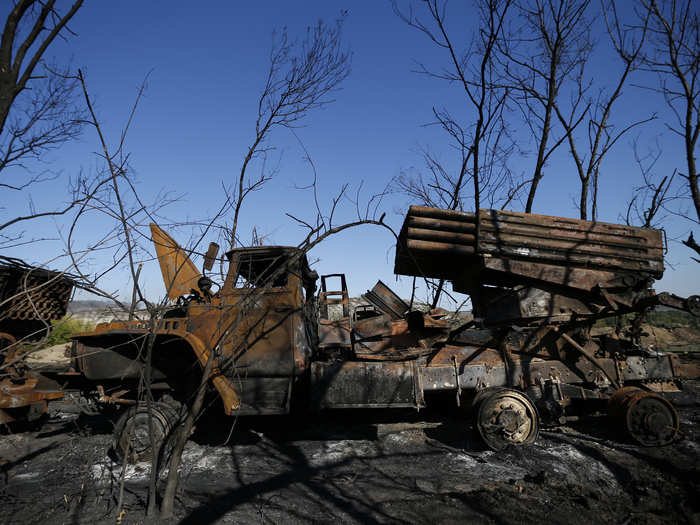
left=1, top=369, right=699, bottom=525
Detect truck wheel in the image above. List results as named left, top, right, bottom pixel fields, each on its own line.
left=113, top=402, right=180, bottom=463
left=474, top=388, right=539, bottom=451
left=471, top=386, right=508, bottom=411
left=608, top=386, right=680, bottom=446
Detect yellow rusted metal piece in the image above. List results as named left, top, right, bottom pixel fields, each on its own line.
left=150, top=222, right=202, bottom=300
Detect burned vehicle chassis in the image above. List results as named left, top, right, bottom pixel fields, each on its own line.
left=71, top=209, right=699, bottom=458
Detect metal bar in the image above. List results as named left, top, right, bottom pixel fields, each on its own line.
left=557, top=330, right=620, bottom=389
left=407, top=216, right=477, bottom=233
left=406, top=227, right=476, bottom=246
left=408, top=206, right=476, bottom=222
left=405, top=239, right=476, bottom=255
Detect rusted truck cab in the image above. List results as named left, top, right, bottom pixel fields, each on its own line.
left=73, top=245, right=319, bottom=417
left=192, top=245, right=319, bottom=414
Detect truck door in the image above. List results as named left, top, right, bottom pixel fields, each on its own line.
left=217, top=248, right=302, bottom=414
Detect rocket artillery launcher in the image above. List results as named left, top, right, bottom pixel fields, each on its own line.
left=395, top=206, right=698, bottom=323
left=0, top=256, right=74, bottom=424
left=71, top=209, right=699, bottom=460
left=394, top=206, right=700, bottom=448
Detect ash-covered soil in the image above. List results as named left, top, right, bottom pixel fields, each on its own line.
left=1, top=380, right=699, bottom=525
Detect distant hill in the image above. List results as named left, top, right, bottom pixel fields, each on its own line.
left=67, top=300, right=111, bottom=313
left=67, top=300, right=144, bottom=325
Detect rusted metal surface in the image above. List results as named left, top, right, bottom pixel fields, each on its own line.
left=311, top=360, right=424, bottom=409
left=474, top=388, right=539, bottom=450
left=0, top=257, right=73, bottom=424
left=556, top=329, right=620, bottom=389
left=150, top=223, right=203, bottom=300
left=0, top=256, right=74, bottom=325
left=319, top=274, right=349, bottom=319
left=363, top=280, right=410, bottom=320
left=394, top=206, right=677, bottom=325
left=422, top=351, right=692, bottom=394
left=75, top=316, right=241, bottom=414
left=474, top=286, right=596, bottom=322
left=0, top=371, right=63, bottom=424
left=75, top=221, right=698, bottom=413
left=608, top=386, right=680, bottom=446
left=68, top=214, right=699, bottom=454
left=351, top=307, right=449, bottom=360
left=74, top=245, right=320, bottom=416
left=0, top=376, right=63, bottom=409
left=96, top=385, right=136, bottom=405
left=477, top=258, right=626, bottom=292
left=233, top=377, right=292, bottom=415
left=318, top=318, right=352, bottom=349
left=395, top=205, right=663, bottom=289
left=395, top=206, right=663, bottom=278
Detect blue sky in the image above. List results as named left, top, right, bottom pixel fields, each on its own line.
left=2, top=1, right=698, bottom=304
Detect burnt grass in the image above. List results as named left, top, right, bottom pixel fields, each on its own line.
left=1, top=378, right=699, bottom=524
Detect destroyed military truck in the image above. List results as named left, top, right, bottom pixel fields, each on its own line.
left=71, top=207, right=700, bottom=460
left=1, top=256, right=74, bottom=424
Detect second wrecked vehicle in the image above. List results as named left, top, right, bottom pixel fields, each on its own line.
left=0, top=256, right=74, bottom=425
left=72, top=207, right=700, bottom=460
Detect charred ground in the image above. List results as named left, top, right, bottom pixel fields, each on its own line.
left=1, top=358, right=699, bottom=525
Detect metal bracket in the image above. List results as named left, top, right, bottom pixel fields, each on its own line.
left=452, top=355, right=462, bottom=407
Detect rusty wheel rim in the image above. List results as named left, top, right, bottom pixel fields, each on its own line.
left=609, top=387, right=680, bottom=446
left=476, top=389, right=539, bottom=451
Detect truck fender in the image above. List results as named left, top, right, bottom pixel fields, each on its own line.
left=73, top=321, right=240, bottom=415
left=177, top=331, right=240, bottom=415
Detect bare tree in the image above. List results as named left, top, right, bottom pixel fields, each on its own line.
left=394, top=0, right=515, bottom=212
left=0, top=0, right=84, bottom=178
left=0, top=0, right=86, bottom=246
left=393, top=0, right=517, bottom=307
left=161, top=18, right=353, bottom=518
left=23, top=17, right=357, bottom=520
left=0, top=63, right=175, bottom=501
left=228, top=17, right=351, bottom=249
left=557, top=0, right=655, bottom=220
left=499, top=0, right=593, bottom=213
left=641, top=0, right=699, bottom=258
left=624, top=138, right=677, bottom=230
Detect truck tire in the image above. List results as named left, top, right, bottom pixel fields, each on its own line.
left=112, top=401, right=182, bottom=464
